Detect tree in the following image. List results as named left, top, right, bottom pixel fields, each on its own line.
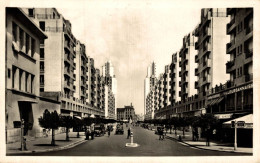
left=178, top=117, right=189, bottom=138
left=38, top=109, right=59, bottom=145
left=170, top=117, right=179, bottom=135
left=59, top=115, right=74, bottom=141
left=73, top=117, right=83, bottom=138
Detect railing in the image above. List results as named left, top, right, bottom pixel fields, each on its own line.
left=36, top=14, right=60, bottom=19
left=245, top=49, right=253, bottom=59
left=226, top=60, right=234, bottom=69
left=44, top=27, right=63, bottom=32
left=246, top=25, right=253, bottom=34
left=212, top=12, right=226, bottom=17
left=245, top=74, right=253, bottom=82
left=228, top=18, right=235, bottom=28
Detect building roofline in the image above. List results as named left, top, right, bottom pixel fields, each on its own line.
left=7, top=8, right=48, bottom=39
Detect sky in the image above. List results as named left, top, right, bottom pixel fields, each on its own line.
left=56, top=2, right=202, bottom=115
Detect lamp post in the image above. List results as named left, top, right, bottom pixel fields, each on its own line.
left=21, top=119, right=25, bottom=151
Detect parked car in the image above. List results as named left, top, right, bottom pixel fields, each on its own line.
left=94, top=126, right=104, bottom=137
left=115, top=125, right=124, bottom=134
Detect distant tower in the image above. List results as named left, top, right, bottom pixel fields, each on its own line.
left=144, top=62, right=157, bottom=115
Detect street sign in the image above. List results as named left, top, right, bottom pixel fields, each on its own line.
left=237, top=121, right=245, bottom=128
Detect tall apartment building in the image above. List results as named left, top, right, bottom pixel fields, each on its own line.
left=169, top=52, right=181, bottom=104
left=5, top=8, right=48, bottom=139
left=145, top=89, right=155, bottom=120
left=23, top=8, right=104, bottom=118
left=144, top=62, right=157, bottom=115
left=193, top=8, right=230, bottom=105
left=75, top=41, right=88, bottom=102
left=179, top=33, right=197, bottom=102
left=102, top=61, right=117, bottom=117
left=226, top=8, right=253, bottom=87
left=162, top=65, right=171, bottom=108
left=24, top=8, right=77, bottom=96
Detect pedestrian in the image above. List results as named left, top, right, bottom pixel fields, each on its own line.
left=159, top=127, right=163, bottom=140
left=206, top=129, right=210, bottom=146
left=127, top=127, right=131, bottom=139
left=108, top=126, right=111, bottom=137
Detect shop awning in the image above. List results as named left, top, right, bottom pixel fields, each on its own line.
left=223, top=114, right=253, bottom=129
left=224, top=114, right=253, bottom=124
left=207, top=98, right=218, bottom=106
left=74, top=116, right=82, bottom=119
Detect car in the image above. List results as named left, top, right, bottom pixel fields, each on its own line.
left=94, top=126, right=104, bottom=137
left=115, top=125, right=124, bottom=134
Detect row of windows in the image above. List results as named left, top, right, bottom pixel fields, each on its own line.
left=12, top=66, right=35, bottom=94
left=12, top=22, right=36, bottom=58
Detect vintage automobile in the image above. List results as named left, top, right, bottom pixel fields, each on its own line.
left=115, top=125, right=124, bottom=134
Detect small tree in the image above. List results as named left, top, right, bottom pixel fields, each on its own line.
left=73, top=117, right=83, bottom=138
left=38, top=109, right=59, bottom=146
left=59, top=115, right=73, bottom=141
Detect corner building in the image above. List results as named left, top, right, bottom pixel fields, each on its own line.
left=5, top=8, right=47, bottom=141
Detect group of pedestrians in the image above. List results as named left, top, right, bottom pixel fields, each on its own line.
left=158, top=127, right=165, bottom=140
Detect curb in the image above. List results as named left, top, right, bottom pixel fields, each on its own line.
left=165, top=135, right=252, bottom=155
left=7, top=139, right=87, bottom=155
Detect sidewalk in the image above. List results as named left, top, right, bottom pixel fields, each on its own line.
left=165, top=130, right=252, bottom=154
left=6, top=132, right=87, bottom=155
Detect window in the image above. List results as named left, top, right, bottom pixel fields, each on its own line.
left=31, top=75, right=35, bottom=94
left=40, top=61, right=44, bottom=71
left=26, top=33, right=30, bottom=54
left=39, top=21, right=45, bottom=31
left=19, top=69, right=23, bottom=90
left=25, top=72, right=29, bottom=92
left=12, top=22, right=17, bottom=42
left=40, top=48, right=44, bottom=58
left=19, top=28, right=24, bottom=51
left=12, top=67, right=17, bottom=88
left=28, top=9, right=34, bottom=17
left=40, top=88, right=44, bottom=92
left=8, top=69, right=11, bottom=78
left=31, top=38, right=35, bottom=57
left=237, top=44, right=242, bottom=55
left=237, top=22, right=243, bottom=33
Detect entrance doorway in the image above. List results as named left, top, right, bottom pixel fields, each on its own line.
left=18, top=101, right=34, bottom=136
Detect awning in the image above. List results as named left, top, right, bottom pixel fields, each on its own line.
left=215, top=97, right=224, bottom=105
left=207, top=98, right=218, bottom=106
left=74, top=116, right=82, bottom=119
left=223, top=114, right=253, bottom=129
left=208, top=97, right=224, bottom=107
left=224, top=114, right=253, bottom=124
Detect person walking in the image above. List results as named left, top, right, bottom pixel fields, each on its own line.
left=108, top=126, right=111, bottom=137
left=127, top=127, right=131, bottom=139
left=159, top=127, right=163, bottom=140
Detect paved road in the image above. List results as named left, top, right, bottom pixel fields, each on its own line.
left=19, top=124, right=250, bottom=156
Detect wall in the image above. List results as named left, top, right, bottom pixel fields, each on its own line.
left=212, top=17, right=230, bottom=86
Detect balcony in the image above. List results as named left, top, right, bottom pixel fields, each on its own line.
left=226, top=39, right=235, bottom=54
left=245, top=25, right=253, bottom=35
left=245, top=74, right=253, bottom=82
left=195, top=81, right=198, bottom=89
left=195, top=68, right=199, bottom=75
left=226, top=60, right=234, bottom=72
left=227, top=8, right=236, bottom=15
left=226, top=18, right=236, bottom=34
left=64, top=68, right=70, bottom=76
left=195, top=54, right=199, bottom=63
left=245, top=49, right=253, bottom=60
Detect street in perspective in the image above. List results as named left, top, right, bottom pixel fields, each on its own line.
left=4, top=5, right=254, bottom=159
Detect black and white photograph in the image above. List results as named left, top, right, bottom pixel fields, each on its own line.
left=1, top=0, right=259, bottom=163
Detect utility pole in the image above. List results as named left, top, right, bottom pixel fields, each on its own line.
left=234, top=120, right=237, bottom=150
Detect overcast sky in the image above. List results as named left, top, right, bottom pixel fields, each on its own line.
left=56, top=2, right=202, bottom=115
